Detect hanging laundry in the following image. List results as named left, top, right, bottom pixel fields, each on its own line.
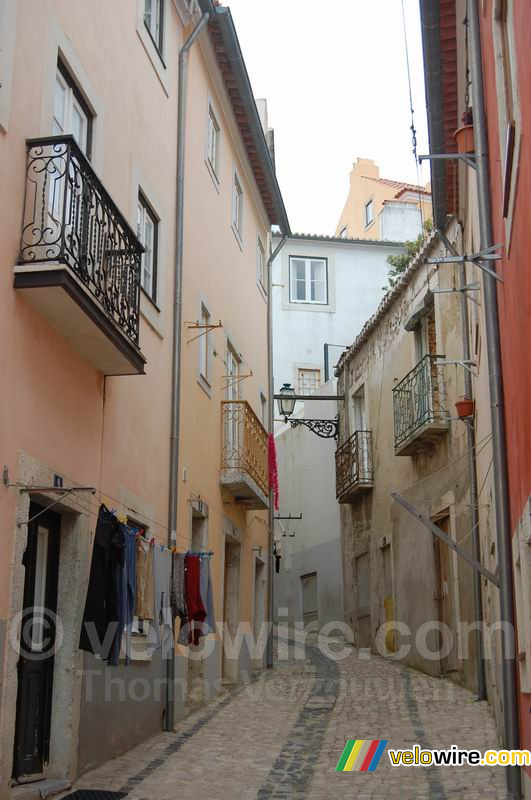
left=79, top=504, right=125, bottom=661
left=135, top=534, right=154, bottom=620
left=184, top=554, right=206, bottom=646
left=171, top=551, right=190, bottom=645
left=147, top=547, right=174, bottom=658
left=109, top=525, right=137, bottom=666
left=199, top=555, right=215, bottom=635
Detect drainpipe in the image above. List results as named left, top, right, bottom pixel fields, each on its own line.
left=165, top=10, right=210, bottom=733
left=266, top=234, right=287, bottom=668
left=439, top=230, right=486, bottom=700
left=467, top=2, right=520, bottom=796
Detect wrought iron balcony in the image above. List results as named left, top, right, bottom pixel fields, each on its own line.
left=15, top=136, right=145, bottom=375
left=221, top=401, right=269, bottom=510
left=393, top=354, right=449, bottom=455
left=335, top=430, right=374, bottom=502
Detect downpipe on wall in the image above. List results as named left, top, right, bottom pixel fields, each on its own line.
left=165, top=11, right=210, bottom=733
left=467, top=1, right=520, bottom=796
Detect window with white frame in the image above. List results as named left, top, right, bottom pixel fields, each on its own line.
left=144, top=0, right=164, bottom=54
left=257, top=237, right=267, bottom=290
left=53, top=62, right=92, bottom=155
left=232, top=172, right=243, bottom=240
left=137, top=194, right=158, bottom=302
left=199, top=303, right=211, bottom=384
left=364, top=199, right=374, bottom=228
left=206, top=104, right=220, bottom=177
left=298, top=368, right=321, bottom=395
left=289, top=257, right=327, bottom=304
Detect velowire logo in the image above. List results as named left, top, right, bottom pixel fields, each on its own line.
left=335, top=739, right=388, bottom=772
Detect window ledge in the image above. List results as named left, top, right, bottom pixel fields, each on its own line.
left=231, top=223, right=244, bottom=251
left=205, top=158, right=220, bottom=192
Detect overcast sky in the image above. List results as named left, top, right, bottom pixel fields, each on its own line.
left=226, top=0, right=430, bottom=234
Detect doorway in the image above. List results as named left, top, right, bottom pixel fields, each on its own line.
left=222, top=539, right=241, bottom=683
left=433, top=516, right=458, bottom=673
left=301, top=572, right=318, bottom=629
left=13, top=504, right=61, bottom=781
left=252, top=558, right=266, bottom=669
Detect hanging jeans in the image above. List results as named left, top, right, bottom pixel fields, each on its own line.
left=171, top=552, right=190, bottom=646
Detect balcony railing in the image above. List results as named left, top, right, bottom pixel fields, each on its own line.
left=335, top=430, right=374, bottom=501
left=393, top=354, right=448, bottom=455
left=221, top=401, right=269, bottom=509
left=19, top=136, right=142, bottom=347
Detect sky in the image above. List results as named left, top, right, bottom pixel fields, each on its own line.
left=226, top=0, right=430, bottom=235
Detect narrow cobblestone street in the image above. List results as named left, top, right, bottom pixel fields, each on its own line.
left=65, top=635, right=508, bottom=799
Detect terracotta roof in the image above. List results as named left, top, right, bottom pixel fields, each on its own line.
left=362, top=176, right=431, bottom=197
left=335, top=229, right=439, bottom=374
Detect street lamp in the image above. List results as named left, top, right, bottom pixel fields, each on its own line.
left=277, top=383, right=297, bottom=422
left=275, top=382, right=339, bottom=441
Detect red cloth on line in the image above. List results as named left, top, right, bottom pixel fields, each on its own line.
left=184, top=554, right=206, bottom=646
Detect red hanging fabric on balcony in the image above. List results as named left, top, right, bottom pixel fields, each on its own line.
left=268, top=433, right=279, bottom=511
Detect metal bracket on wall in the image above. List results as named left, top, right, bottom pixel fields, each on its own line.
left=418, top=151, right=477, bottom=170
left=435, top=358, right=478, bottom=377
left=289, top=417, right=339, bottom=442
left=390, top=490, right=499, bottom=586
left=426, top=243, right=503, bottom=283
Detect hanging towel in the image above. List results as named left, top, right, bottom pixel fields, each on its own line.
left=147, top=547, right=174, bottom=658
left=171, top=552, right=190, bottom=645
left=80, top=504, right=124, bottom=661
left=135, top=535, right=155, bottom=620
left=199, top=556, right=215, bottom=635
left=185, top=554, right=206, bottom=646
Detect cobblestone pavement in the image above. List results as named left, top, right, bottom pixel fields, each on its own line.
left=65, top=634, right=509, bottom=799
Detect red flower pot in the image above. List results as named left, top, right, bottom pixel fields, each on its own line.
left=455, top=398, right=475, bottom=418
left=453, top=125, right=475, bottom=154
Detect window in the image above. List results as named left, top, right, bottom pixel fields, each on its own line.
left=298, top=368, right=320, bottom=396
left=144, top=0, right=164, bottom=55
left=289, top=257, right=328, bottom=304
left=199, top=303, right=211, bottom=385
left=206, top=104, right=220, bottom=178
left=339, top=226, right=348, bottom=239
left=53, top=62, right=92, bottom=156
left=364, top=199, right=374, bottom=228
left=137, top=194, right=158, bottom=302
left=257, top=237, right=267, bottom=290
left=232, top=172, right=243, bottom=240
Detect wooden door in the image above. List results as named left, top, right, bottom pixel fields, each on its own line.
left=13, top=504, right=61, bottom=781
left=434, top=517, right=457, bottom=672
left=301, top=572, right=318, bottom=628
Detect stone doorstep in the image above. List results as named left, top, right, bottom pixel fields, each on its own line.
left=11, top=779, right=71, bottom=800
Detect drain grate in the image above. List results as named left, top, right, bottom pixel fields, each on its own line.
left=61, top=793, right=127, bottom=800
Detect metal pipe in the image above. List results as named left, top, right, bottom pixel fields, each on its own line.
left=438, top=229, right=486, bottom=700
left=467, top=2, right=520, bottom=795
left=165, top=10, right=210, bottom=733
left=266, top=234, right=287, bottom=669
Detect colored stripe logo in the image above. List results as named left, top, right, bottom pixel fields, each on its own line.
left=336, top=739, right=388, bottom=772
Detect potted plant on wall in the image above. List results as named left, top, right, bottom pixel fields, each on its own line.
left=455, top=396, right=475, bottom=418
left=454, top=108, right=475, bottom=154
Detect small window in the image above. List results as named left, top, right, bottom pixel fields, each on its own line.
left=53, top=62, right=92, bottom=156
left=144, top=0, right=164, bottom=55
left=364, top=199, right=374, bottom=228
left=298, top=368, right=320, bottom=396
left=339, top=226, right=348, bottom=239
left=199, top=303, right=211, bottom=385
left=206, top=104, right=220, bottom=177
left=257, top=237, right=267, bottom=290
left=289, top=257, right=328, bottom=304
left=137, top=194, right=158, bottom=302
left=232, top=172, right=243, bottom=240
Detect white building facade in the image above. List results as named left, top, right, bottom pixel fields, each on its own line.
left=272, top=234, right=405, bottom=629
